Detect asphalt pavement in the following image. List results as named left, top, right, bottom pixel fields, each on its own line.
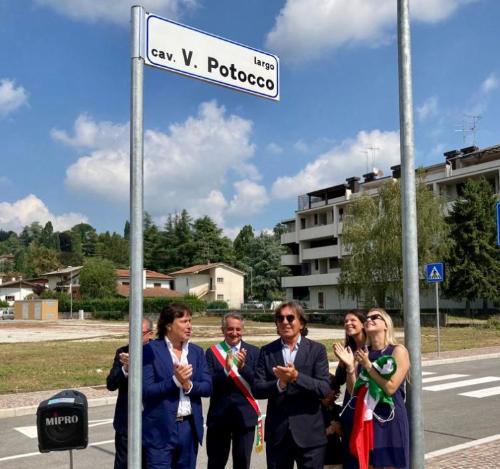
left=1, top=352, right=500, bottom=468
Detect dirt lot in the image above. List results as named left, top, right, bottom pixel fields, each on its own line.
left=0, top=319, right=344, bottom=343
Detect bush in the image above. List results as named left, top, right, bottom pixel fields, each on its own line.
left=486, top=315, right=500, bottom=330
left=206, top=300, right=229, bottom=310
left=0, top=299, right=9, bottom=307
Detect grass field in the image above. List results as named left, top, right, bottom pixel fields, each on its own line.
left=0, top=325, right=499, bottom=394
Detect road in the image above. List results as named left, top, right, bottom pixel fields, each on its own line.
left=1, top=358, right=499, bottom=468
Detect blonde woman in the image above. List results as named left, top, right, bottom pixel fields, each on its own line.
left=355, top=308, right=410, bottom=469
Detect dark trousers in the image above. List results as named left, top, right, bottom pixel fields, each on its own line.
left=206, top=424, right=255, bottom=469
left=146, top=419, right=198, bottom=469
left=114, top=432, right=147, bottom=469
left=266, top=430, right=326, bottom=469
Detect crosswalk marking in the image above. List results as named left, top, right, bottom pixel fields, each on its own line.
left=459, top=386, right=500, bottom=398
left=422, top=374, right=468, bottom=384
left=423, top=376, right=500, bottom=392
left=422, top=371, right=436, bottom=376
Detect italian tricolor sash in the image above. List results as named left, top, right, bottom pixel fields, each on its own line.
left=349, top=355, right=397, bottom=469
left=210, top=341, right=264, bottom=453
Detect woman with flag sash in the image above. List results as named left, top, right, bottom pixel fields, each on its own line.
left=333, top=310, right=366, bottom=469
left=335, top=308, right=410, bottom=469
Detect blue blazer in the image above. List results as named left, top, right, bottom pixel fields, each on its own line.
left=142, top=339, right=212, bottom=449
left=206, top=341, right=260, bottom=429
left=106, top=345, right=129, bottom=434
left=253, top=336, right=330, bottom=449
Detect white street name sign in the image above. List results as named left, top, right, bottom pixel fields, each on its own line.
left=144, top=14, right=280, bottom=101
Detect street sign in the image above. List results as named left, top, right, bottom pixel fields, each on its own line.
left=144, top=14, right=280, bottom=101
left=425, top=262, right=444, bottom=283
left=496, top=201, right=500, bottom=246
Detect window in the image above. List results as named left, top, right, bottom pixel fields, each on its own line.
left=153, top=282, right=161, bottom=288
left=6, top=295, right=15, bottom=301
left=217, top=294, right=224, bottom=300
left=314, top=259, right=319, bottom=270
left=314, top=213, right=318, bottom=225
left=122, top=281, right=130, bottom=286
left=329, top=257, right=339, bottom=269
left=300, top=218, right=306, bottom=229
left=217, top=277, right=224, bottom=283
left=318, top=292, right=325, bottom=309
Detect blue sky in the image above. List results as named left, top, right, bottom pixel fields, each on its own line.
left=1, top=0, right=499, bottom=238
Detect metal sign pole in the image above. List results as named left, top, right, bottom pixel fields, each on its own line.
left=128, top=5, right=145, bottom=469
left=435, top=282, right=440, bottom=356
left=397, top=1, right=425, bottom=468
left=69, top=449, right=74, bottom=469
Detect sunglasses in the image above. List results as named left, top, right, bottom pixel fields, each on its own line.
left=276, top=314, right=296, bottom=323
left=365, top=314, right=385, bottom=323
left=142, top=329, right=153, bottom=335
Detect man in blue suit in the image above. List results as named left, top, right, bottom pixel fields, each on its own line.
left=106, top=317, right=154, bottom=469
left=253, top=301, right=330, bottom=469
left=205, top=312, right=260, bottom=469
left=143, top=303, right=212, bottom=469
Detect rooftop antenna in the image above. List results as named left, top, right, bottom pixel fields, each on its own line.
left=455, top=114, right=481, bottom=146
left=366, top=145, right=380, bottom=172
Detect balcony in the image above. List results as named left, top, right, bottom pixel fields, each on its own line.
left=281, top=254, right=299, bottom=266
left=299, top=223, right=336, bottom=241
left=280, top=231, right=297, bottom=244
left=281, top=271, right=340, bottom=288
left=302, top=245, right=338, bottom=260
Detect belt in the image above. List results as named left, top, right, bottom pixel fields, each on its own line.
left=175, top=415, right=192, bottom=423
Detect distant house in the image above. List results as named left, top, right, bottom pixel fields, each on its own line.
left=0, top=279, right=42, bottom=305
left=170, top=263, right=245, bottom=309
left=116, top=269, right=182, bottom=299
left=42, top=266, right=83, bottom=297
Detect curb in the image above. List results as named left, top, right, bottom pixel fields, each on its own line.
left=0, top=396, right=117, bottom=420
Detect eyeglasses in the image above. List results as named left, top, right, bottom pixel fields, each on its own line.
left=365, top=314, right=385, bottom=323
left=142, top=329, right=153, bottom=335
left=276, top=314, right=296, bottom=324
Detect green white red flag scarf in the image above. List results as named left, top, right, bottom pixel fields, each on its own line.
left=349, top=355, right=397, bottom=469
left=210, top=341, right=264, bottom=453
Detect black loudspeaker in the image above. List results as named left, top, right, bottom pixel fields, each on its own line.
left=37, top=389, right=88, bottom=453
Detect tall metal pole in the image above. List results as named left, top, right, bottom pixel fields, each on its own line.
left=129, top=5, right=144, bottom=469
left=435, top=282, right=441, bottom=356
left=397, top=1, right=425, bottom=468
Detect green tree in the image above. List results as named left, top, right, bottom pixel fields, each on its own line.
left=71, top=223, right=98, bottom=257
left=40, top=221, right=60, bottom=250
left=79, top=257, right=117, bottom=299
left=443, top=178, right=500, bottom=310
left=233, top=225, right=254, bottom=259
left=191, top=216, right=234, bottom=265
left=339, top=178, right=448, bottom=308
left=19, top=222, right=43, bottom=246
left=24, top=243, right=61, bottom=277
left=96, top=232, right=129, bottom=267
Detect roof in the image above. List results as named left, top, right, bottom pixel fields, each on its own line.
left=42, top=266, right=83, bottom=276
left=115, top=269, right=173, bottom=280
left=116, top=285, right=182, bottom=298
left=170, top=263, right=245, bottom=276
left=0, top=280, right=42, bottom=289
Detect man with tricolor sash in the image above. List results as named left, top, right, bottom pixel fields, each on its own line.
left=205, top=312, right=261, bottom=469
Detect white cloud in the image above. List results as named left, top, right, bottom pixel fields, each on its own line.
left=34, top=0, right=196, bottom=25
left=272, top=129, right=400, bottom=199
left=51, top=114, right=128, bottom=150
left=63, top=101, right=257, bottom=226
left=294, top=139, right=310, bottom=153
left=227, top=180, right=269, bottom=217
left=0, top=194, right=88, bottom=232
left=480, top=73, right=498, bottom=94
left=266, top=142, right=284, bottom=155
left=0, top=79, right=28, bottom=118
left=265, top=0, right=474, bottom=63
left=417, top=96, right=438, bottom=121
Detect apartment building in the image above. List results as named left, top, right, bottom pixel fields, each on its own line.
left=280, top=144, right=500, bottom=310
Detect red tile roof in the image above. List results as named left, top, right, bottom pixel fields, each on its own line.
left=115, top=269, right=173, bottom=280
left=116, top=285, right=182, bottom=298
left=170, top=263, right=245, bottom=276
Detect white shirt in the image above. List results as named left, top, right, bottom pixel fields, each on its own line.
left=165, top=337, right=192, bottom=417
left=277, top=334, right=302, bottom=392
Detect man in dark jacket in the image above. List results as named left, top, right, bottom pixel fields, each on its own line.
left=106, top=317, right=153, bottom=469
left=253, top=301, right=330, bottom=469
left=205, top=312, right=260, bottom=469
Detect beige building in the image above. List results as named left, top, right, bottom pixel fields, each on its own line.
left=280, top=144, right=500, bottom=310
left=14, top=299, right=58, bottom=320
left=42, top=266, right=82, bottom=294
left=170, top=263, right=245, bottom=309
left=116, top=269, right=181, bottom=299
left=0, top=279, right=41, bottom=305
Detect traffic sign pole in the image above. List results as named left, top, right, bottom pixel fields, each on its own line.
left=129, top=6, right=145, bottom=469
left=435, top=282, right=440, bottom=356
left=397, top=1, right=425, bottom=468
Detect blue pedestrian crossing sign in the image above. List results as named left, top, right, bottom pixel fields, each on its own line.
left=425, top=263, right=444, bottom=283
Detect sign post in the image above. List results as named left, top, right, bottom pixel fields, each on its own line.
left=128, top=6, right=279, bottom=468
left=425, top=262, right=444, bottom=356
